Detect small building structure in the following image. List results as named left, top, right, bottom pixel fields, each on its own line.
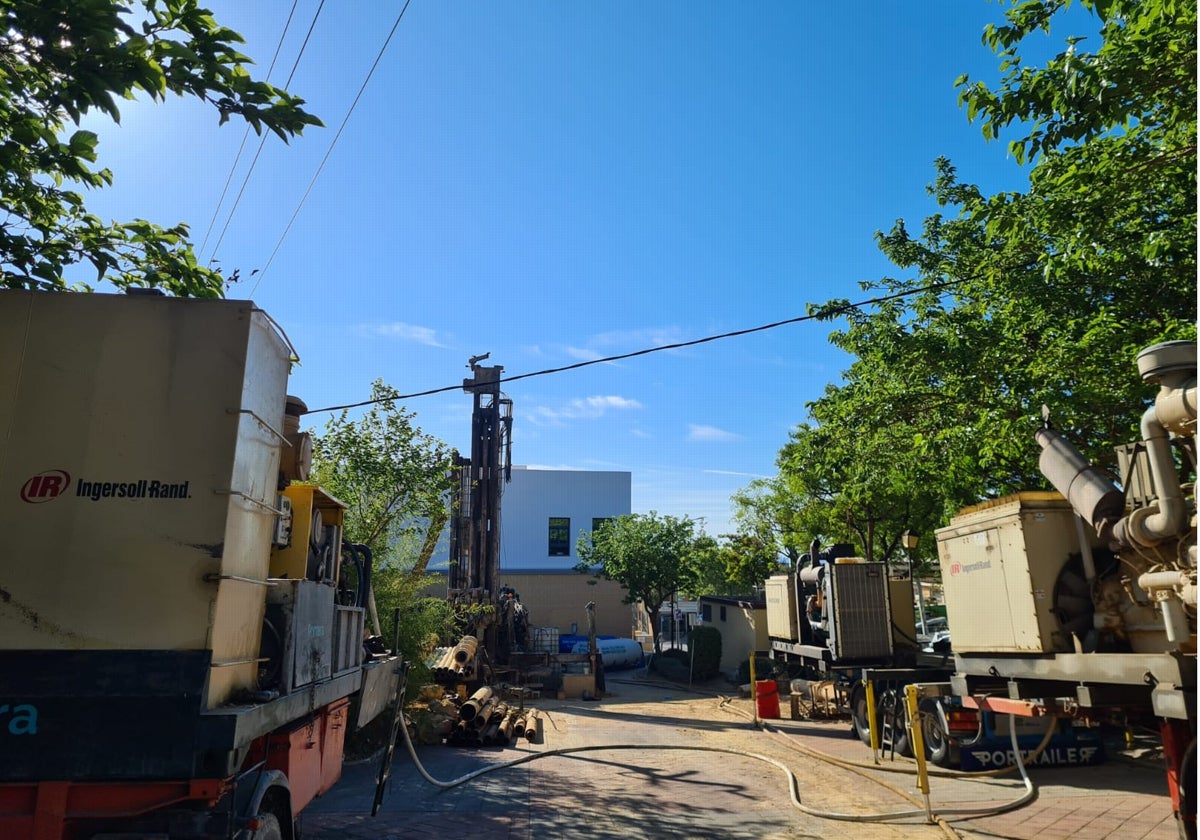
left=698, top=594, right=768, bottom=677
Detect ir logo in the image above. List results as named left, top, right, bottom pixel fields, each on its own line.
left=20, top=470, right=71, bottom=504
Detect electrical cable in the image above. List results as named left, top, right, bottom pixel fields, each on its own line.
left=301, top=277, right=968, bottom=416
left=198, top=0, right=302, bottom=258
left=208, top=0, right=328, bottom=264
left=248, top=0, right=414, bottom=298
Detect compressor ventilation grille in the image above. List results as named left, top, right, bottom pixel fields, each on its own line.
left=829, top=564, right=893, bottom=660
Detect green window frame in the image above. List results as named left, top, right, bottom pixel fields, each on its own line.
left=548, top=517, right=570, bottom=556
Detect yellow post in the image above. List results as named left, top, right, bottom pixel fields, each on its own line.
left=749, top=650, right=758, bottom=724
left=865, top=678, right=880, bottom=763
left=905, top=684, right=934, bottom=824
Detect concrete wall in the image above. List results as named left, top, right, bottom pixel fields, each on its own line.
left=503, top=571, right=632, bottom=638
left=419, top=570, right=634, bottom=639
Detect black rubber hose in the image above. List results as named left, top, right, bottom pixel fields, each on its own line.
left=356, top=543, right=373, bottom=609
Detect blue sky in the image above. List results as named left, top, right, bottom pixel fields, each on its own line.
left=84, top=1, right=1090, bottom=537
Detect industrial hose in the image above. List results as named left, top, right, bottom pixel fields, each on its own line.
left=719, top=695, right=1059, bottom=781
left=392, top=695, right=1041, bottom=827
left=718, top=696, right=1047, bottom=821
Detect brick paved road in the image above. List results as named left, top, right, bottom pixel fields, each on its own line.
left=301, top=677, right=1177, bottom=840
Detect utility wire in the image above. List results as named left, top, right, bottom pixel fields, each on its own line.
left=207, top=0, right=328, bottom=263
left=300, top=277, right=965, bottom=416
left=198, top=0, right=301, bottom=258
left=248, top=0, right=414, bottom=298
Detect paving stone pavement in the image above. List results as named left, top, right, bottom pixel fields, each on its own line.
left=300, top=676, right=1179, bottom=840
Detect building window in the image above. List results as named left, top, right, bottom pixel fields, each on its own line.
left=548, top=517, right=570, bottom=556
left=592, top=517, right=612, bottom=533
left=720, top=605, right=727, bottom=622
left=701, top=603, right=712, bottom=622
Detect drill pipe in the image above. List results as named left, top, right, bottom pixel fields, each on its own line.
left=498, top=709, right=519, bottom=742
left=452, top=635, right=479, bottom=664
left=460, top=686, right=494, bottom=722
left=472, top=699, right=502, bottom=732
left=523, top=709, right=540, bottom=741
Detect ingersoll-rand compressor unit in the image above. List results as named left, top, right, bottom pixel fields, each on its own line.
left=938, top=340, right=1196, bottom=836
left=0, top=290, right=401, bottom=840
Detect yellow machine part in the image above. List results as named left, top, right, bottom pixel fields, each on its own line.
left=271, top=484, right=348, bottom=584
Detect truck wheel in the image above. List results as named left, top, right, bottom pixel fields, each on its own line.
left=852, top=690, right=872, bottom=746
left=253, top=813, right=283, bottom=840
left=920, top=699, right=959, bottom=768
left=890, top=709, right=912, bottom=758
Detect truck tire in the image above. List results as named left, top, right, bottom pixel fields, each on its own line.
left=851, top=686, right=912, bottom=756
left=253, top=813, right=283, bottom=840
left=851, top=689, right=872, bottom=746
left=1178, top=737, right=1196, bottom=840
left=919, top=698, right=960, bottom=768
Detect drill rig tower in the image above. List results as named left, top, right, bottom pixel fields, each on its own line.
left=449, top=356, right=514, bottom=663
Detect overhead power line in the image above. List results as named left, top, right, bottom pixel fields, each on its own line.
left=207, top=0, right=328, bottom=263
left=199, top=0, right=302, bottom=258
left=301, top=277, right=966, bottom=416
left=249, top=0, right=415, bottom=297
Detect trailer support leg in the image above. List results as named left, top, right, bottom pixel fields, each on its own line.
left=905, top=685, right=934, bottom=825
left=865, top=678, right=879, bottom=763
left=1161, top=719, right=1196, bottom=840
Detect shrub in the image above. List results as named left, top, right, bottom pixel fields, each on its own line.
left=736, top=655, right=776, bottom=685
left=650, top=651, right=692, bottom=682
left=688, top=625, right=722, bottom=680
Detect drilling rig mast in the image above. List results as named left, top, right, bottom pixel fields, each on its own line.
left=448, top=355, right=514, bottom=664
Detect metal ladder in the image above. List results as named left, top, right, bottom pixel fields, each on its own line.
left=878, top=689, right=902, bottom=759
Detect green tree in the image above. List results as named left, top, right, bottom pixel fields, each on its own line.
left=575, top=512, right=702, bottom=653
left=759, top=0, right=1194, bottom=550
left=0, top=0, right=321, bottom=296
left=686, top=534, right=727, bottom=597
left=685, top=533, right=780, bottom=596
left=730, top=475, right=811, bottom=569
left=309, top=381, right=455, bottom=678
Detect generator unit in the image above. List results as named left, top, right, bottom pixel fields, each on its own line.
left=822, top=562, right=895, bottom=661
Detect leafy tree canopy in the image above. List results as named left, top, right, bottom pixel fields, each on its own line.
left=730, top=475, right=814, bottom=569
left=0, top=0, right=321, bottom=296
left=309, top=381, right=455, bottom=671
left=740, top=0, right=1195, bottom=565
left=575, top=512, right=703, bottom=652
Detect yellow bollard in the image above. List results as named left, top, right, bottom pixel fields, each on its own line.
left=865, top=678, right=880, bottom=763
left=905, top=684, right=934, bottom=824
left=749, top=651, right=758, bottom=724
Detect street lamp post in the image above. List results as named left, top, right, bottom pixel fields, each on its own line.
left=902, top=529, right=928, bottom=635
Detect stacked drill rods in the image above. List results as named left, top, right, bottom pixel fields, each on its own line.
left=433, top=635, right=479, bottom=681
left=447, top=696, right=528, bottom=747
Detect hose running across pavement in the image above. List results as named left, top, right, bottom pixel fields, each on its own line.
left=392, top=692, right=1046, bottom=827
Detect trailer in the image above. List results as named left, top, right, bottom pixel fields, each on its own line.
left=765, top=543, right=957, bottom=757
left=939, top=338, right=1196, bottom=835
left=766, top=340, right=1196, bottom=829
left=0, top=291, right=401, bottom=839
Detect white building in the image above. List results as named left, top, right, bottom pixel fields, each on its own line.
left=500, top=466, right=631, bottom=571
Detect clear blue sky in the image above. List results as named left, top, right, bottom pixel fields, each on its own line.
left=85, top=1, right=1090, bottom=538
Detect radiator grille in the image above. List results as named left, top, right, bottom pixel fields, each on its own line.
left=829, top=563, right=893, bottom=660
